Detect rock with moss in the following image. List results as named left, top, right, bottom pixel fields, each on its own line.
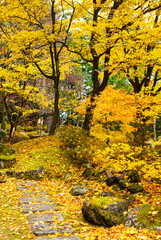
left=70, top=186, right=89, bottom=196
left=6, top=169, right=44, bottom=180
left=127, top=184, right=143, bottom=193
left=0, top=155, right=16, bottom=168
left=128, top=170, right=141, bottom=183
left=125, top=205, right=161, bottom=232
left=82, top=195, right=134, bottom=227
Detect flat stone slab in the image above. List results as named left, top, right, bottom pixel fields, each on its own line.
left=28, top=213, right=64, bottom=224
left=32, top=223, right=73, bottom=235
left=16, top=181, right=42, bottom=190
left=22, top=203, right=56, bottom=213
left=19, top=196, right=52, bottom=204
left=23, top=191, right=48, bottom=196
left=15, top=181, right=38, bottom=186
left=36, top=236, right=81, bottom=240
left=17, top=186, right=29, bottom=190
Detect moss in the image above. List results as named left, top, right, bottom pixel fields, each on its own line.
left=90, top=196, right=123, bottom=208
left=137, top=205, right=161, bottom=230
left=27, top=131, right=39, bottom=138
left=127, top=184, right=143, bottom=193
left=82, top=196, right=127, bottom=227
left=0, top=155, right=16, bottom=161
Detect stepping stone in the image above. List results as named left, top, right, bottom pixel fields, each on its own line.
left=36, top=236, right=81, bottom=240
left=32, top=223, right=73, bottom=235
left=22, top=203, right=56, bottom=213
left=16, top=182, right=42, bottom=191
left=17, top=186, right=29, bottom=190
left=17, top=185, right=42, bottom=191
left=19, top=196, right=52, bottom=204
left=23, top=191, right=48, bottom=196
left=28, top=213, right=64, bottom=224
left=15, top=181, right=37, bottom=186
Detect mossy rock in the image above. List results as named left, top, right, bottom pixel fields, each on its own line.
left=128, top=170, right=141, bottom=183
left=125, top=205, right=161, bottom=232
left=82, top=196, right=131, bottom=227
left=127, top=184, right=143, bottom=193
left=11, top=132, right=30, bottom=143
left=70, top=185, right=89, bottom=196
left=6, top=170, right=43, bottom=180
left=27, top=131, right=39, bottom=138
left=0, top=155, right=16, bottom=168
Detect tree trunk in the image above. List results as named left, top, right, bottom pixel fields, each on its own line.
left=153, top=118, right=157, bottom=142
left=1, top=100, right=6, bottom=130
left=49, top=82, right=60, bottom=135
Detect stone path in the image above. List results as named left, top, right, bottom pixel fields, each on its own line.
left=16, top=181, right=81, bottom=240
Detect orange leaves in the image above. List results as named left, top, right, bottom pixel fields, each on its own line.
left=90, top=85, right=136, bottom=142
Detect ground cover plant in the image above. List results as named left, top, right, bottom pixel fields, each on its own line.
left=0, top=129, right=160, bottom=240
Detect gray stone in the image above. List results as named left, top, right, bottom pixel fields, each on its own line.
left=125, top=205, right=161, bottom=231
left=101, top=192, right=114, bottom=197
left=28, top=213, right=64, bottom=224
left=16, top=181, right=42, bottom=190
left=125, top=206, right=142, bottom=228
left=22, top=203, right=56, bottom=213
left=19, top=195, right=52, bottom=204
left=65, top=173, right=71, bottom=180
left=70, top=186, right=88, bottom=196
left=15, top=181, right=37, bottom=186
left=32, top=223, right=73, bottom=235
left=36, top=236, right=81, bottom=240
left=17, top=186, right=29, bottom=190
left=23, top=191, right=48, bottom=196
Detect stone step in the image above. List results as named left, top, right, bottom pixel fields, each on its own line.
left=32, top=223, right=73, bottom=236
left=28, top=213, right=64, bottom=224
left=22, top=203, right=56, bottom=213
left=36, top=236, right=81, bottom=240
left=15, top=181, right=38, bottom=186
left=19, top=196, right=52, bottom=204
left=16, top=181, right=42, bottom=190
left=23, top=191, right=48, bottom=196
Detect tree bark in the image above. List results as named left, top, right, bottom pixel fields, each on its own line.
left=49, top=81, right=60, bottom=134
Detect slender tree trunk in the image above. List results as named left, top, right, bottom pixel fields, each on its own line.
left=49, top=81, right=60, bottom=135
left=1, top=100, right=6, bottom=130
left=153, top=118, right=157, bottom=142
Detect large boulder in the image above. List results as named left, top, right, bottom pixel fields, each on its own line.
left=82, top=195, right=134, bottom=227
left=125, top=205, right=161, bottom=232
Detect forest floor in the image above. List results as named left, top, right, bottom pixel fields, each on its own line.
left=0, top=135, right=161, bottom=240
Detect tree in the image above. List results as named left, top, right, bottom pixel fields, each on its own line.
left=110, top=5, right=161, bottom=144
left=0, top=0, right=75, bottom=134
left=65, top=0, right=161, bottom=134
left=0, top=29, right=48, bottom=139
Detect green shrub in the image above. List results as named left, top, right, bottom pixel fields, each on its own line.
left=27, top=131, right=38, bottom=138
left=43, top=124, right=47, bottom=132
left=5, top=124, right=11, bottom=133
left=0, top=129, right=6, bottom=140
left=58, top=126, right=93, bottom=166
left=11, top=132, right=30, bottom=143
left=24, top=126, right=35, bottom=132
left=16, top=125, right=23, bottom=132
left=2, top=146, right=15, bottom=155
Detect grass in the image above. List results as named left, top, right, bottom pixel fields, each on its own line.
left=0, top=135, right=161, bottom=240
